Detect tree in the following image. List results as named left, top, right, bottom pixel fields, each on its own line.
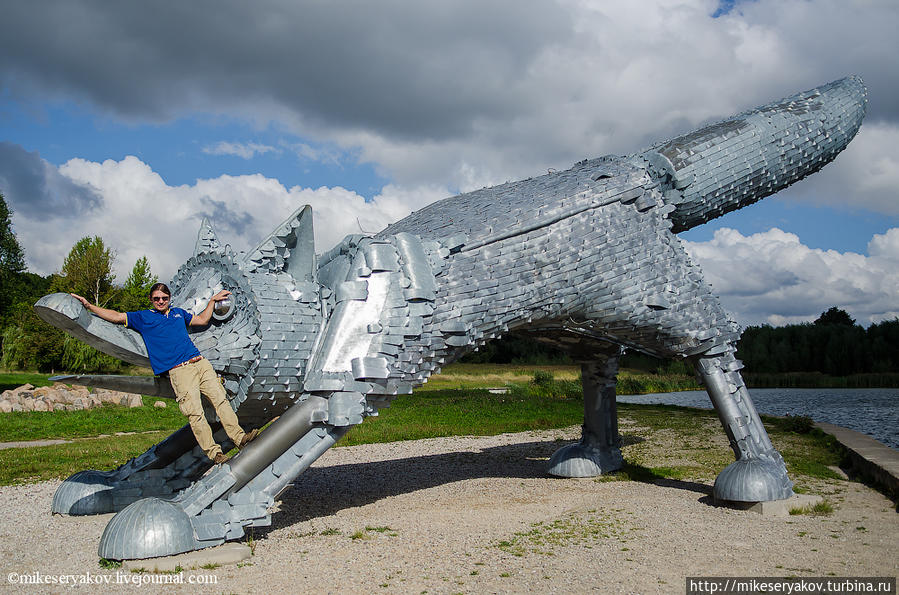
left=0, top=301, right=65, bottom=372
left=59, top=236, right=116, bottom=306
left=0, top=192, right=27, bottom=320
left=119, top=256, right=158, bottom=311
left=814, top=307, right=856, bottom=327
left=0, top=192, right=26, bottom=276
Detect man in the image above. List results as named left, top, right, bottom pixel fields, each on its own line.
left=70, top=283, right=258, bottom=464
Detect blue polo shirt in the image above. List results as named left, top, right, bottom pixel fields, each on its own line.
left=126, top=307, right=202, bottom=375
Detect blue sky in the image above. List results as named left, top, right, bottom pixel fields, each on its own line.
left=1, top=0, right=898, bottom=326
left=1, top=100, right=388, bottom=195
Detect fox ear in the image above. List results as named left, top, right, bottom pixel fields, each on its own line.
left=195, top=218, right=220, bottom=255
left=244, top=205, right=316, bottom=283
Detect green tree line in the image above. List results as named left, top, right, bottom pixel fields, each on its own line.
left=0, top=192, right=157, bottom=373
left=461, top=306, right=899, bottom=379
left=736, top=308, right=899, bottom=376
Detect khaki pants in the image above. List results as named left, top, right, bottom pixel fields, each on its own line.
left=168, top=357, right=245, bottom=460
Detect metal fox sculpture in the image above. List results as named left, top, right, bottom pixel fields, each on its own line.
left=35, top=76, right=867, bottom=560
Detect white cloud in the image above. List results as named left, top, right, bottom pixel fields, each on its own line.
left=775, top=122, right=899, bottom=215
left=202, top=141, right=280, bottom=159
left=4, top=0, right=897, bottom=201
left=4, top=0, right=899, bottom=330
left=684, top=227, right=899, bottom=326
left=14, top=156, right=448, bottom=283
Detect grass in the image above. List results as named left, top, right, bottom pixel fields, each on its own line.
left=0, top=364, right=856, bottom=493
left=496, top=509, right=635, bottom=556
left=0, top=372, right=58, bottom=393
left=0, top=431, right=174, bottom=485
left=419, top=363, right=700, bottom=394
left=0, top=397, right=184, bottom=441
left=789, top=500, right=835, bottom=516
left=341, top=386, right=584, bottom=446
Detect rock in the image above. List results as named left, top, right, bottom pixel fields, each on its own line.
left=0, top=383, right=148, bottom=413
left=57, top=389, right=78, bottom=404
left=94, top=389, right=116, bottom=404
left=153, top=401, right=167, bottom=409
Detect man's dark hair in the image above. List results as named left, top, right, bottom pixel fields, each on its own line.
left=148, top=282, right=172, bottom=298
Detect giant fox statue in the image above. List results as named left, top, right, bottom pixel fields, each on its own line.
left=35, top=75, right=867, bottom=560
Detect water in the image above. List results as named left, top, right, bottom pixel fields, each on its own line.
left=617, top=388, right=898, bottom=449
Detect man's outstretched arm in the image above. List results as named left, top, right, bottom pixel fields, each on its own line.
left=70, top=293, right=127, bottom=325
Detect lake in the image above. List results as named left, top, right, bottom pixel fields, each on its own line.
left=617, top=388, right=898, bottom=450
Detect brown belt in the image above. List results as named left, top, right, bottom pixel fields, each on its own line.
left=171, top=356, right=203, bottom=370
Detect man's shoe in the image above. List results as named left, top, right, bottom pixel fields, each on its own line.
left=213, top=452, right=231, bottom=465
left=239, top=428, right=260, bottom=448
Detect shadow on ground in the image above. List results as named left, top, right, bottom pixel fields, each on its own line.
left=255, top=433, right=713, bottom=538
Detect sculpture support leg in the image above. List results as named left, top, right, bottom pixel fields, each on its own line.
left=51, top=424, right=217, bottom=515
left=695, top=349, right=793, bottom=502
left=548, top=355, right=623, bottom=477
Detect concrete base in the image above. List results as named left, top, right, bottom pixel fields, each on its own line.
left=122, top=543, right=251, bottom=573
left=716, top=493, right=822, bottom=517
left=815, top=422, right=898, bottom=497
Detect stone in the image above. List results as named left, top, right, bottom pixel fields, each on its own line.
left=0, top=400, right=11, bottom=413
left=154, top=401, right=167, bottom=408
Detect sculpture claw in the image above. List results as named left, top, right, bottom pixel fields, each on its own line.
left=547, top=441, right=623, bottom=478
left=98, top=497, right=201, bottom=560
left=713, top=455, right=793, bottom=503
left=52, top=470, right=116, bottom=515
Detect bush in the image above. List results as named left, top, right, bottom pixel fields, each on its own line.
left=780, top=414, right=815, bottom=434
left=531, top=370, right=554, bottom=387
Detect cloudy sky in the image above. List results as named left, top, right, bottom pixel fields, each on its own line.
left=1, top=0, right=897, bottom=326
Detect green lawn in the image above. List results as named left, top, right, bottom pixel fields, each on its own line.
left=0, top=366, right=849, bottom=494
left=0, top=372, right=57, bottom=393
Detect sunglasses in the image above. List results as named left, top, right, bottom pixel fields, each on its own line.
left=151, top=296, right=170, bottom=302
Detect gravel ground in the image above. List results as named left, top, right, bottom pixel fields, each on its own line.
left=1, top=426, right=896, bottom=594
